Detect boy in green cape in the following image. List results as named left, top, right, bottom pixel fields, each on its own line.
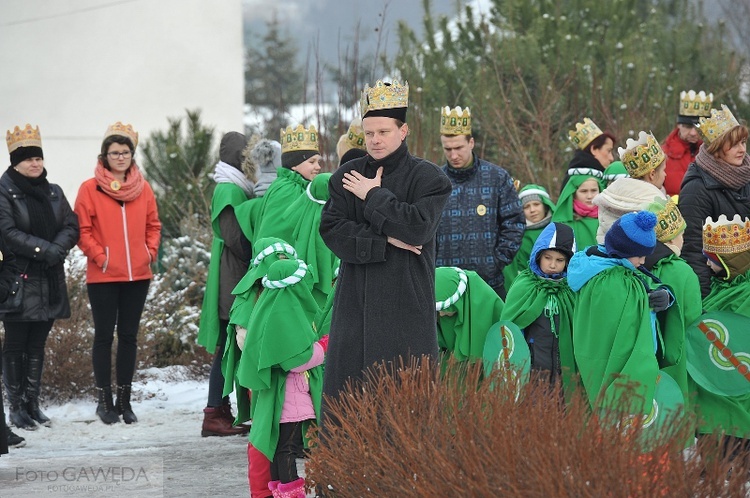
left=642, top=198, right=701, bottom=411
left=568, top=211, right=673, bottom=418
left=503, top=184, right=556, bottom=292
left=434, top=266, right=504, bottom=362
left=691, top=215, right=750, bottom=450
left=501, top=222, right=577, bottom=388
left=244, top=258, right=326, bottom=498
left=197, top=132, right=255, bottom=437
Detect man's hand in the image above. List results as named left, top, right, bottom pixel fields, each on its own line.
left=387, top=236, right=422, bottom=255
left=342, top=166, right=383, bottom=200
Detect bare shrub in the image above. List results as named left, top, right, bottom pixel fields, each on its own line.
left=307, top=358, right=749, bottom=497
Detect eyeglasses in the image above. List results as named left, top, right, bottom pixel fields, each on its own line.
left=107, top=151, right=133, bottom=159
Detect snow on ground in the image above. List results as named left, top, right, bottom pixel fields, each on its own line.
left=0, top=366, right=255, bottom=497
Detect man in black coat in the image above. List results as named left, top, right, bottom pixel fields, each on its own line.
left=319, top=80, right=452, bottom=415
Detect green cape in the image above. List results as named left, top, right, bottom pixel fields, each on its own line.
left=501, top=269, right=576, bottom=390
left=573, top=265, right=659, bottom=416
left=551, top=173, right=604, bottom=250
left=251, top=168, right=310, bottom=245
left=435, top=267, right=504, bottom=362
left=221, top=238, right=299, bottom=423
left=649, top=254, right=702, bottom=410
left=197, top=183, right=251, bottom=353
left=704, top=269, right=750, bottom=315
left=503, top=226, right=546, bottom=293
left=274, top=173, right=339, bottom=306
left=242, top=259, right=323, bottom=460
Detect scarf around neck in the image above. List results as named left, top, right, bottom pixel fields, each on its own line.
left=95, top=161, right=145, bottom=202
left=6, top=166, right=56, bottom=241
left=213, top=160, right=255, bottom=198
left=696, top=145, right=750, bottom=191
left=573, top=199, right=598, bottom=218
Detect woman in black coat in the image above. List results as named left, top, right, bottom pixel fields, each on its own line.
left=0, top=124, right=79, bottom=431
left=679, top=105, right=750, bottom=297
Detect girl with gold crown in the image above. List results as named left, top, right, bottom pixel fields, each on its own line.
left=559, top=118, right=616, bottom=192
left=680, top=104, right=750, bottom=298
left=0, top=124, right=79, bottom=432
left=74, top=122, right=161, bottom=425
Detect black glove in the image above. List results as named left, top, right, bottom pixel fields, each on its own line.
left=648, top=287, right=672, bottom=312
left=43, top=244, right=67, bottom=266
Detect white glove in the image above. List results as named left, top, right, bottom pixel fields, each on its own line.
left=235, top=326, right=247, bottom=352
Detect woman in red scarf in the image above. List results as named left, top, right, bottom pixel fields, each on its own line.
left=74, top=122, right=161, bottom=425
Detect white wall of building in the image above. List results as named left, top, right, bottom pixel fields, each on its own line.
left=0, top=0, right=244, bottom=201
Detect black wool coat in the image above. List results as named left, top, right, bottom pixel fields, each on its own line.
left=0, top=171, right=79, bottom=321
left=319, top=142, right=452, bottom=402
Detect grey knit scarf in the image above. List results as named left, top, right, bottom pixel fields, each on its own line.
left=695, top=145, right=750, bottom=191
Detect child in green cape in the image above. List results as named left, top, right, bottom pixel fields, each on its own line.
left=244, top=258, right=326, bottom=498
left=692, top=215, right=750, bottom=451
left=501, top=222, right=577, bottom=388
left=551, top=168, right=604, bottom=250
left=434, top=266, right=504, bottom=362
left=568, top=211, right=673, bottom=417
left=503, top=184, right=556, bottom=292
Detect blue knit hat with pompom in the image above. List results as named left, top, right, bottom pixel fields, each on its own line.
left=604, top=210, right=657, bottom=258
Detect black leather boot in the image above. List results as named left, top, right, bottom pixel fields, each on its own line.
left=116, top=385, right=137, bottom=424
left=96, top=386, right=120, bottom=424
left=3, top=354, right=37, bottom=431
left=25, top=354, right=51, bottom=427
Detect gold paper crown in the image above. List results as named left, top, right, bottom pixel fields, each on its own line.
left=360, top=79, right=409, bottom=118
left=280, top=124, right=319, bottom=154
left=648, top=197, right=686, bottom=243
left=568, top=117, right=603, bottom=150
left=440, top=106, right=472, bottom=136
left=697, top=104, right=740, bottom=144
left=6, top=124, right=42, bottom=153
left=344, top=121, right=366, bottom=151
left=679, top=90, right=713, bottom=118
left=703, top=214, right=750, bottom=254
left=618, top=131, right=665, bottom=178
left=104, top=122, right=139, bottom=148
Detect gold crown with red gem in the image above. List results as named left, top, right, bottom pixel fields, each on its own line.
left=618, top=131, right=665, bottom=178
left=697, top=104, right=740, bottom=144
left=360, top=79, right=409, bottom=118
left=568, top=117, right=603, bottom=150
left=703, top=214, right=750, bottom=254
left=104, top=121, right=139, bottom=148
left=440, top=106, right=472, bottom=136
left=280, top=124, right=319, bottom=154
left=6, top=124, right=42, bottom=153
left=679, top=90, right=713, bottom=118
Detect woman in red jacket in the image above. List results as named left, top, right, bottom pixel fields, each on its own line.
left=74, top=122, right=161, bottom=425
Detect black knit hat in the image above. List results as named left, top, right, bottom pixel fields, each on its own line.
left=281, top=150, right=317, bottom=169
left=10, top=146, right=44, bottom=167
left=219, top=131, right=247, bottom=170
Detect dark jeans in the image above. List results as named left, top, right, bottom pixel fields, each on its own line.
left=271, top=421, right=306, bottom=483
left=88, top=280, right=150, bottom=387
left=2, top=320, right=54, bottom=358
left=206, top=319, right=229, bottom=408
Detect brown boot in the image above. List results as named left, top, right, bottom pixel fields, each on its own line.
left=201, top=406, right=248, bottom=437
left=218, top=403, right=251, bottom=430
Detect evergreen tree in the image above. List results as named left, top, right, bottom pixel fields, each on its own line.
left=393, top=0, right=747, bottom=193
left=140, top=109, right=217, bottom=238
left=245, top=13, right=306, bottom=137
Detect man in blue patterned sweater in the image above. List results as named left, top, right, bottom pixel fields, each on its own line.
left=435, top=106, right=525, bottom=298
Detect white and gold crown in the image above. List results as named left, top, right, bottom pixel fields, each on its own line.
left=6, top=124, right=42, bottom=153
left=440, top=106, right=472, bottom=136
left=618, top=131, right=665, bottom=178
left=344, top=121, right=366, bottom=151
left=697, top=104, right=740, bottom=144
left=280, top=124, right=319, bottom=154
left=360, top=79, right=409, bottom=117
left=703, top=214, right=750, bottom=254
left=104, top=121, right=139, bottom=148
left=679, top=90, right=713, bottom=118
left=568, top=118, right=603, bottom=150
